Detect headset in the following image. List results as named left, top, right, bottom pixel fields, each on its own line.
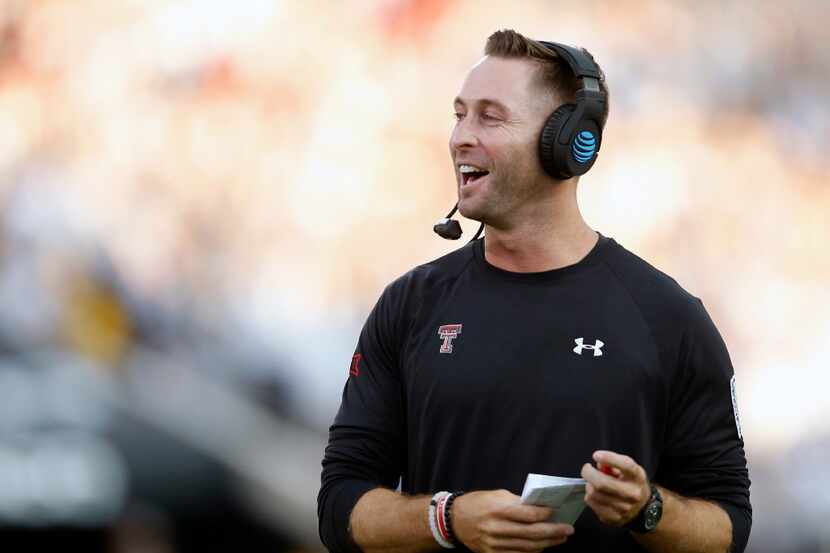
left=434, top=40, right=607, bottom=241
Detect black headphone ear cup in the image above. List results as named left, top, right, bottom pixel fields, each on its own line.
left=539, top=104, right=576, bottom=179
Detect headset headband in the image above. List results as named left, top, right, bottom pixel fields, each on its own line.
left=538, top=41, right=601, bottom=79
left=537, top=40, right=606, bottom=145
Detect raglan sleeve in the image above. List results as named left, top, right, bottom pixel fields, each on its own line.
left=655, top=298, right=752, bottom=553
left=317, top=278, right=409, bottom=553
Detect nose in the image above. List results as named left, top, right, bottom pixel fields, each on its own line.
left=449, top=116, right=479, bottom=154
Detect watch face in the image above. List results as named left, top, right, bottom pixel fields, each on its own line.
left=644, top=501, right=663, bottom=531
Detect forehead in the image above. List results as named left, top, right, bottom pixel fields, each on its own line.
left=454, top=55, right=541, bottom=111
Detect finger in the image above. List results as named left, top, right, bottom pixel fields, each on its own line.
left=586, top=488, right=636, bottom=512
left=585, top=498, right=625, bottom=526
left=585, top=483, right=625, bottom=511
left=597, top=462, right=622, bottom=478
left=582, top=464, right=642, bottom=502
left=585, top=493, right=615, bottom=515
left=500, top=503, right=554, bottom=523
left=585, top=484, right=615, bottom=505
left=585, top=490, right=630, bottom=526
left=583, top=464, right=631, bottom=495
left=582, top=463, right=624, bottom=491
left=585, top=488, right=641, bottom=527
left=593, top=451, right=644, bottom=481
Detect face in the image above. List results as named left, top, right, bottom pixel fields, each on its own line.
left=449, top=55, right=555, bottom=228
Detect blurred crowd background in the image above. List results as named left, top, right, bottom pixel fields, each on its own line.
left=0, top=0, right=828, bottom=551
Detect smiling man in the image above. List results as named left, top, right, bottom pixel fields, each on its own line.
left=318, top=30, right=751, bottom=553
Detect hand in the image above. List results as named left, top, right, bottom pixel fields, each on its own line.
left=581, top=450, right=651, bottom=527
left=452, top=489, right=574, bottom=553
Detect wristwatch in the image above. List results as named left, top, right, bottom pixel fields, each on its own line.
left=624, top=483, right=663, bottom=533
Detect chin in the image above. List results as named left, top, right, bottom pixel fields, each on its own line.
left=457, top=201, right=489, bottom=224
left=456, top=199, right=478, bottom=219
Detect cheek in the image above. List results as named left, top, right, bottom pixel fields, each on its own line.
left=498, top=144, right=535, bottom=173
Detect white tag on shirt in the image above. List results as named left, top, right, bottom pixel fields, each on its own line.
left=731, top=375, right=743, bottom=440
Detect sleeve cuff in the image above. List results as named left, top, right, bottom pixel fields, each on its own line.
left=323, top=479, right=383, bottom=553
left=715, top=500, right=752, bottom=553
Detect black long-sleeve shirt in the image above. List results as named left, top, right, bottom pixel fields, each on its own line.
left=318, top=234, right=751, bottom=553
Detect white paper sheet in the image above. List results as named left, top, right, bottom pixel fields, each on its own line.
left=520, top=473, right=587, bottom=525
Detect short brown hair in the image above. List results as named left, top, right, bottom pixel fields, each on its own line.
left=484, top=29, right=610, bottom=129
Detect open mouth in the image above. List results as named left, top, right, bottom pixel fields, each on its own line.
left=459, top=164, right=490, bottom=186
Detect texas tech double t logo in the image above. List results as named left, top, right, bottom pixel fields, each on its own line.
left=438, top=324, right=462, bottom=354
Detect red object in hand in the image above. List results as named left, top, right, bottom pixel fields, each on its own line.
left=598, top=463, right=615, bottom=476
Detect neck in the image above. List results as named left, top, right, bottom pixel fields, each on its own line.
left=482, top=178, right=598, bottom=273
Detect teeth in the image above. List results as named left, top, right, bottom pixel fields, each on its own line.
left=459, top=164, right=486, bottom=173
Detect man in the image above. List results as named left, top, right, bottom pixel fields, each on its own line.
left=318, top=29, right=751, bottom=553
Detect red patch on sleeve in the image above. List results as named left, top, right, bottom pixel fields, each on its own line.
left=349, top=353, right=362, bottom=377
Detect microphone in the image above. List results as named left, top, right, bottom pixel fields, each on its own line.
left=433, top=203, right=463, bottom=240
left=433, top=202, right=484, bottom=242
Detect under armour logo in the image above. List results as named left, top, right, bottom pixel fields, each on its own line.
left=438, top=324, right=462, bottom=354
left=573, top=337, right=604, bottom=356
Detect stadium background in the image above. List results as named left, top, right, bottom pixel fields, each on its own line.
left=0, top=0, right=827, bottom=551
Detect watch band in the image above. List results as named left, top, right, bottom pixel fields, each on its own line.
left=623, top=483, right=663, bottom=534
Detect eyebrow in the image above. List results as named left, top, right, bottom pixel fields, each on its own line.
left=453, top=96, right=510, bottom=113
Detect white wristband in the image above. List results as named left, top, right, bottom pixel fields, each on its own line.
left=429, top=491, right=454, bottom=549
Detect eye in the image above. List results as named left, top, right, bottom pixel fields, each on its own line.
left=481, top=113, right=500, bottom=121
left=453, top=112, right=465, bottom=121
